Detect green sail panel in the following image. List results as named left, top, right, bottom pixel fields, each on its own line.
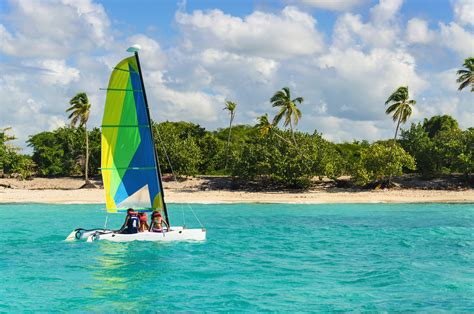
left=101, top=56, right=163, bottom=213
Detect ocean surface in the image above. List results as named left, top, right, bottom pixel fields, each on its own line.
left=0, top=203, right=473, bottom=312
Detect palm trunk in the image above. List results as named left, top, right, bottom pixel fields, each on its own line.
left=289, top=119, right=297, bottom=146
left=275, top=132, right=294, bottom=146
left=224, top=113, right=234, bottom=169
left=85, top=123, right=89, bottom=182
left=387, top=115, right=402, bottom=185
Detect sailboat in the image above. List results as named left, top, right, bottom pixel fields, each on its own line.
left=66, top=46, right=206, bottom=242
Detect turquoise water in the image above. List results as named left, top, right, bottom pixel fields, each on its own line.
left=0, top=203, right=473, bottom=311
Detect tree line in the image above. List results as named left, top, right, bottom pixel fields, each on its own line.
left=0, top=57, right=472, bottom=188
left=1, top=114, right=471, bottom=188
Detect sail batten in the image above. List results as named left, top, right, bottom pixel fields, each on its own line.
left=101, top=56, right=164, bottom=214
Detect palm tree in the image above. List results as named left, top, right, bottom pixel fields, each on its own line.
left=384, top=86, right=416, bottom=184
left=456, top=57, right=474, bottom=92
left=223, top=100, right=237, bottom=169
left=256, top=114, right=293, bottom=146
left=270, top=87, right=303, bottom=145
left=67, top=92, right=92, bottom=184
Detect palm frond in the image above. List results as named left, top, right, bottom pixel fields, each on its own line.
left=270, top=91, right=287, bottom=104
left=385, top=102, right=401, bottom=115
left=273, top=108, right=286, bottom=126
left=224, top=101, right=237, bottom=112
left=293, top=97, right=304, bottom=104
left=456, top=58, right=474, bottom=92
left=70, top=115, right=80, bottom=127
left=400, top=106, right=412, bottom=124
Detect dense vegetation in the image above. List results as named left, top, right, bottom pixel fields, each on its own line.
left=0, top=128, right=35, bottom=180
left=1, top=114, right=471, bottom=189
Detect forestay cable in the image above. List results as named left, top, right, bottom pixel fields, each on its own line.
left=155, top=125, right=204, bottom=228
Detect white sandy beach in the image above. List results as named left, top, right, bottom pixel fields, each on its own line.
left=0, top=177, right=473, bottom=204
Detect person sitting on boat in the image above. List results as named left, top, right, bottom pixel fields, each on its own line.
left=138, top=212, right=149, bottom=232
left=119, top=208, right=139, bottom=234
left=149, top=211, right=169, bottom=233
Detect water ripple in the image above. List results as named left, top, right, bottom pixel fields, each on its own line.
left=0, top=203, right=473, bottom=311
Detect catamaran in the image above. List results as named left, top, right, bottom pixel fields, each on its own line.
left=66, top=46, right=206, bottom=242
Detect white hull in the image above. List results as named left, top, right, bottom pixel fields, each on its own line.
left=89, top=227, right=206, bottom=242
left=65, top=229, right=112, bottom=241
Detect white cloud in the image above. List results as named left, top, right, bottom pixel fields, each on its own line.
left=22, top=59, right=80, bottom=85
left=369, top=0, right=403, bottom=25
left=406, top=18, right=435, bottom=44
left=317, top=47, right=427, bottom=120
left=127, top=34, right=167, bottom=71
left=200, top=49, right=278, bottom=81
left=439, top=22, right=474, bottom=56
left=175, top=6, right=324, bottom=59
left=453, top=0, right=474, bottom=26
left=0, top=72, right=67, bottom=150
left=149, top=84, right=223, bottom=123
left=415, top=69, right=474, bottom=129
left=0, top=0, right=111, bottom=58
left=332, top=0, right=404, bottom=50
left=304, top=115, right=386, bottom=142
left=295, top=0, right=367, bottom=11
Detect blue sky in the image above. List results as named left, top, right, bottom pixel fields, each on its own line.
left=0, top=0, right=472, bottom=150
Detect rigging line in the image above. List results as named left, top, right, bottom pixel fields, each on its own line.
left=182, top=207, right=186, bottom=228
left=155, top=126, right=178, bottom=182
left=154, top=126, right=203, bottom=228
left=187, top=203, right=204, bottom=228
left=155, top=127, right=187, bottom=225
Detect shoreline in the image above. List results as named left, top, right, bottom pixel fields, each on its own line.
left=1, top=187, right=473, bottom=205
left=1, top=177, right=473, bottom=205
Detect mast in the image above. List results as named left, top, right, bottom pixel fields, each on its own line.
left=133, top=50, right=170, bottom=227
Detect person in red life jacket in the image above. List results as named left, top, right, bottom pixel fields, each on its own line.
left=138, top=212, right=149, bottom=232
left=149, top=211, right=170, bottom=233
left=119, top=208, right=139, bottom=234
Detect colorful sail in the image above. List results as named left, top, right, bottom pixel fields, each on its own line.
left=101, top=56, right=163, bottom=213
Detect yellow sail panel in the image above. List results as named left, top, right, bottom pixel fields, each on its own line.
left=101, top=56, right=163, bottom=213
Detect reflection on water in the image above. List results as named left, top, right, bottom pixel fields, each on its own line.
left=90, top=242, right=130, bottom=295
left=88, top=241, right=179, bottom=309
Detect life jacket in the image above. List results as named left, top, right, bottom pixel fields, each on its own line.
left=139, top=213, right=148, bottom=223
left=127, top=214, right=139, bottom=233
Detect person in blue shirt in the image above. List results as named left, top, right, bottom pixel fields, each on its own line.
left=119, top=208, right=139, bottom=234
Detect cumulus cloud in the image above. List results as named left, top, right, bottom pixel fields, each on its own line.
left=127, top=34, right=167, bottom=71
left=304, top=115, right=387, bottom=142
left=22, top=59, right=80, bottom=86
left=453, top=0, right=474, bottom=26
left=175, top=6, right=324, bottom=59
left=317, top=47, right=427, bottom=120
left=406, top=18, right=435, bottom=44
left=0, top=0, right=111, bottom=58
left=0, top=71, right=67, bottom=148
left=370, top=0, right=403, bottom=25
left=402, top=6, right=473, bottom=58
left=151, top=86, right=223, bottom=123
left=438, top=22, right=474, bottom=56
left=332, top=0, right=404, bottom=50
left=201, top=49, right=278, bottom=81
left=295, top=0, right=367, bottom=11
left=415, top=69, right=474, bottom=129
